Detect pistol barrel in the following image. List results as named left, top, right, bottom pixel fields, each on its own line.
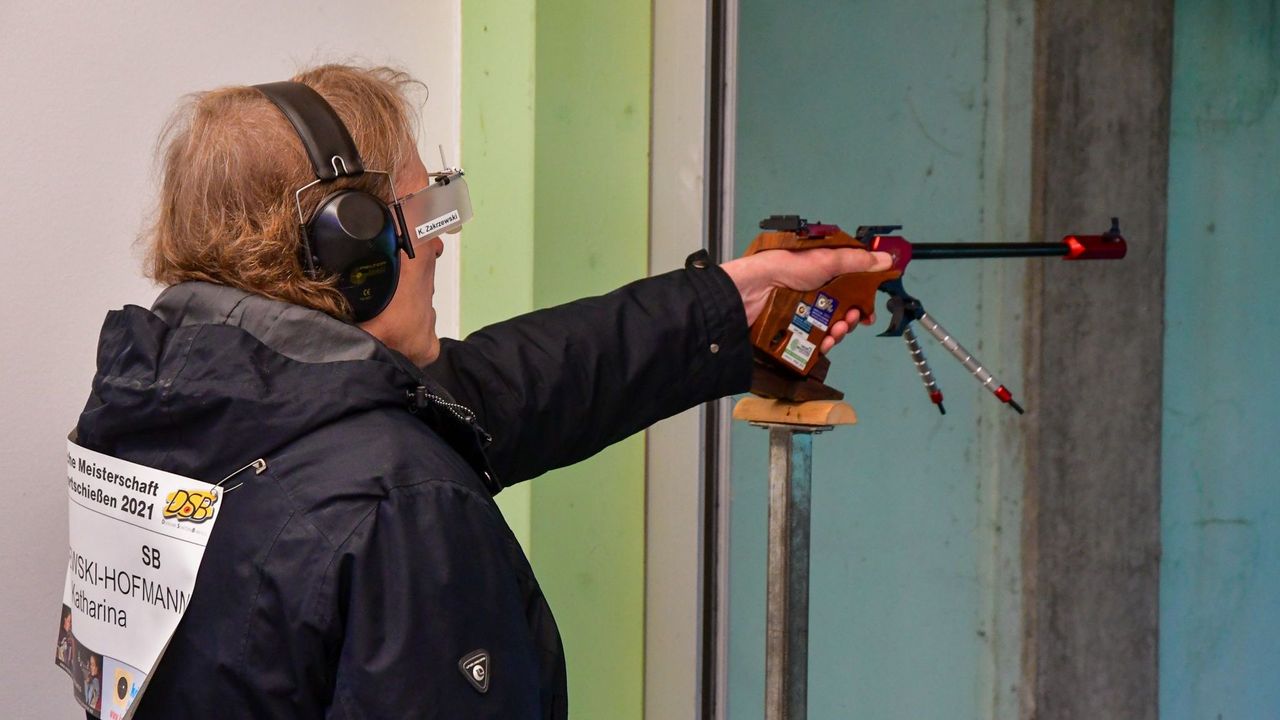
left=909, top=243, right=1069, bottom=260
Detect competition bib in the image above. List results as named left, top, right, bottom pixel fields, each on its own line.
left=55, top=441, right=225, bottom=719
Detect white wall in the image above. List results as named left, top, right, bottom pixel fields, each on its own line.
left=0, top=2, right=460, bottom=715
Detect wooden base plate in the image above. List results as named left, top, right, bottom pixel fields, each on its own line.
left=732, top=397, right=857, bottom=427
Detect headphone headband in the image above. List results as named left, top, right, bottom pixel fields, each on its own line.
left=254, top=81, right=365, bottom=181
left=254, top=79, right=402, bottom=321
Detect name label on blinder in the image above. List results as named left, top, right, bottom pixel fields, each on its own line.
left=416, top=209, right=462, bottom=238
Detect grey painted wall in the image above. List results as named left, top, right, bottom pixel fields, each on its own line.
left=1021, top=0, right=1172, bottom=717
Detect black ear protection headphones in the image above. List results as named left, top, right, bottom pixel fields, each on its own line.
left=254, top=81, right=413, bottom=322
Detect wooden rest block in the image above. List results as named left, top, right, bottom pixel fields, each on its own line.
left=732, top=397, right=857, bottom=427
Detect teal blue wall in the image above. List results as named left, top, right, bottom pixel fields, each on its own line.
left=1161, top=2, right=1280, bottom=717
left=728, top=1, right=1021, bottom=716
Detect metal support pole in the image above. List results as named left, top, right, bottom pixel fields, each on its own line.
left=763, top=425, right=822, bottom=720
left=735, top=397, right=851, bottom=720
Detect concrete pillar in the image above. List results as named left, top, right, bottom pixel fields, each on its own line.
left=1022, top=1, right=1172, bottom=718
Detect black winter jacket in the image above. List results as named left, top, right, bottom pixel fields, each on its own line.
left=74, top=258, right=751, bottom=719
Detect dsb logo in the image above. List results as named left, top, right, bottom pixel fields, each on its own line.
left=163, top=489, right=219, bottom=523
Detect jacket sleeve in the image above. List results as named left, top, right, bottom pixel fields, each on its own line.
left=426, top=257, right=754, bottom=486
left=328, top=480, right=545, bottom=719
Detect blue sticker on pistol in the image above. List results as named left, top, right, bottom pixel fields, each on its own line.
left=789, top=302, right=813, bottom=335
left=809, top=292, right=838, bottom=331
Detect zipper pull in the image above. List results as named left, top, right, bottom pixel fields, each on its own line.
left=408, top=385, right=492, bottom=445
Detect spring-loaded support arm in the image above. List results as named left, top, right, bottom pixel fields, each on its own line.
left=879, top=279, right=1024, bottom=414
left=913, top=312, right=1024, bottom=414
left=902, top=326, right=945, bottom=414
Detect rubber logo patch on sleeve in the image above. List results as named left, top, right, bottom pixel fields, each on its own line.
left=459, top=649, right=490, bottom=694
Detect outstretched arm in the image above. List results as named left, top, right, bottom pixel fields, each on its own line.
left=427, top=248, right=891, bottom=487
left=428, top=255, right=750, bottom=486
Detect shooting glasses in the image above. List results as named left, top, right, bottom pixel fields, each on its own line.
left=395, top=169, right=473, bottom=243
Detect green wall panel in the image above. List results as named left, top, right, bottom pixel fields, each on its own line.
left=530, top=1, right=651, bottom=719
left=462, top=0, right=537, bottom=546
left=462, top=1, right=651, bottom=717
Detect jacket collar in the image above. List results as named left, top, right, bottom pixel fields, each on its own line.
left=145, top=282, right=497, bottom=490
left=152, top=281, right=399, bottom=367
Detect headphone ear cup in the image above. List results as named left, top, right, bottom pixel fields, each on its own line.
left=307, top=190, right=401, bottom=321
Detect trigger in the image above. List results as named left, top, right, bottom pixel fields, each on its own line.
left=879, top=295, right=911, bottom=337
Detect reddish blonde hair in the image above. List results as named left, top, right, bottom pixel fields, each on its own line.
left=145, top=65, right=422, bottom=319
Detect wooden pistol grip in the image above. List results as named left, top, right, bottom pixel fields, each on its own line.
left=748, top=268, right=902, bottom=378
left=744, top=228, right=867, bottom=255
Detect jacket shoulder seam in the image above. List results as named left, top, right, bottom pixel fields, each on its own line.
left=235, top=505, right=299, bottom=671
